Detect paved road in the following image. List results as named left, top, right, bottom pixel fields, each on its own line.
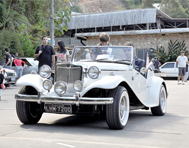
left=0, top=80, right=188, bottom=148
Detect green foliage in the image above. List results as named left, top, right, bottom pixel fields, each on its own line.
left=0, top=0, right=7, bottom=28
left=71, top=5, right=81, bottom=12
left=0, top=29, right=23, bottom=60
left=0, top=0, right=31, bottom=32
left=152, top=40, right=188, bottom=64
left=121, top=0, right=142, bottom=9
left=160, top=0, right=189, bottom=18
left=151, top=45, right=168, bottom=64
left=142, top=0, right=154, bottom=8
left=54, top=7, right=72, bottom=36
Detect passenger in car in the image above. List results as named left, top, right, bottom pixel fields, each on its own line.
left=124, top=42, right=144, bottom=71
left=123, top=47, right=131, bottom=61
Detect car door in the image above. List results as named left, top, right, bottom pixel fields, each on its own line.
left=160, top=63, right=175, bottom=77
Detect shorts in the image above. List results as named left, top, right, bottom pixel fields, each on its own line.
left=178, top=67, right=186, bottom=76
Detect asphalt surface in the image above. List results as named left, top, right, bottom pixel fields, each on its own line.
left=0, top=80, right=188, bottom=148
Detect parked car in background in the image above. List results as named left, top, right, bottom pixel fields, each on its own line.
left=0, top=67, right=17, bottom=87
left=160, top=62, right=189, bottom=78
left=11, top=57, right=38, bottom=75
left=15, top=46, right=168, bottom=130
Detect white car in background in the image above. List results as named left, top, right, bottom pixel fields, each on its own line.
left=159, top=62, right=188, bottom=78
left=0, top=67, right=17, bottom=87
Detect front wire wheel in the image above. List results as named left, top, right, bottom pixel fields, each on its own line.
left=106, top=86, right=129, bottom=129
left=151, top=85, right=167, bottom=116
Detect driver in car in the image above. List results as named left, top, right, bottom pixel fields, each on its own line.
left=90, top=48, right=103, bottom=60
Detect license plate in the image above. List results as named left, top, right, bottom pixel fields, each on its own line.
left=44, top=104, right=72, bottom=114
left=11, top=77, right=15, bottom=81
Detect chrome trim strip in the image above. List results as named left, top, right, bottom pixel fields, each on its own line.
left=15, top=94, right=113, bottom=105
left=101, top=69, right=127, bottom=71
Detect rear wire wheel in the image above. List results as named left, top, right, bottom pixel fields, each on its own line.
left=151, top=85, right=167, bottom=116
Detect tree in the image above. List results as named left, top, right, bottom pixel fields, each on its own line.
left=152, top=40, right=188, bottom=64
left=0, top=0, right=31, bottom=32
left=142, top=0, right=154, bottom=8
left=0, top=0, right=6, bottom=28
left=160, top=0, right=188, bottom=18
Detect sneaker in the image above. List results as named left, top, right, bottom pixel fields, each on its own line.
left=182, top=82, right=185, bottom=85
left=178, top=81, right=181, bottom=85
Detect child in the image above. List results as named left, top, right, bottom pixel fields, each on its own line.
left=0, top=67, right=5, bottom=100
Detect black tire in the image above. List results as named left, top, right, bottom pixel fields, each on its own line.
left=151, top=85, right=167, bottom=116
left=16, top=101, right=43, bottom=124
left=106, top=86, right=129, bottom=129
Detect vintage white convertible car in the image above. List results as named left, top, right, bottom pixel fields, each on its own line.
left=15, top=46, right=168, bottom=129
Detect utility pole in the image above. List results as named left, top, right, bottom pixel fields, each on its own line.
left=50, top=0, right=54, bottom=47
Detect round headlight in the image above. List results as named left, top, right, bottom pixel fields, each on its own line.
left=43, top=79, right=53, bottom=91
left=88, top=66, right=100, bottom=79
left=54, top=81, right=67, bottom=96
left=73, top=80, right=83, bottom=92
left=39, top=65, right=51, bottom=78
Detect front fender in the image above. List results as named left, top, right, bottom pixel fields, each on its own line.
left=148, top=76, right=166, bottom=107
left=16, top=74, right=45, bottom=92
left=80, top=76, right=125, bottom=96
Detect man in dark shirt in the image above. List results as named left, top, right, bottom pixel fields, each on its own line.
left=34, top=36, right=55, bottom=71
left=3, top=48, right=12, bottom=69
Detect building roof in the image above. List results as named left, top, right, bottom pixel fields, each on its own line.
left=67, top=8, right=157, bottom=30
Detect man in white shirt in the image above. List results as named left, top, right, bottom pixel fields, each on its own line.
left=176, top=50, right=188, bottom=85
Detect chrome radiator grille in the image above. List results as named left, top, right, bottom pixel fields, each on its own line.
left=56, top=66, right=82, bottom=94
left=7, top=73, right=15, bottom=76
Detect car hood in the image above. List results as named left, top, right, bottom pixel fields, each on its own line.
left=74, top=62, right=128, bottom=71
left=2, top=68, right=16, bottom=73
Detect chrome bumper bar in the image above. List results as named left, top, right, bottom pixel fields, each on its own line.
left=15, top=93, right=113, bottom=106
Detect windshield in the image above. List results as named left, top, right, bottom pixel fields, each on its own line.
left=72, top=46, right=133, bottom=63
left=28, top=59, right=38, bottom=67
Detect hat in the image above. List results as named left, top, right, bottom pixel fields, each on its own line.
left=90, top=48, right=103, bottom=54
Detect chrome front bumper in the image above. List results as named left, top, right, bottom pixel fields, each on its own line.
left=15, top=92, right=113, bottom=106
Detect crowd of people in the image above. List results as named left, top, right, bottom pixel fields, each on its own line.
left=0, top=33, right=188, bottom=99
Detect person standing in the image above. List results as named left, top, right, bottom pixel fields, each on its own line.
left=56, top=41, right=70, bottom=63
left=184, top=64, right=189, bottom=82
left=176, top=50, right=188, bottom=85
left=34, top=36, right=55, bottom=71
left=14, top=57, right=26, bottom=79
left=3, top=48, right=12, bottom=69
left=154, top=57, right=160, bottom=70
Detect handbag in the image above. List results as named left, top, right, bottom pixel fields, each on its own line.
left=1, top=84, right=5, bottom=90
